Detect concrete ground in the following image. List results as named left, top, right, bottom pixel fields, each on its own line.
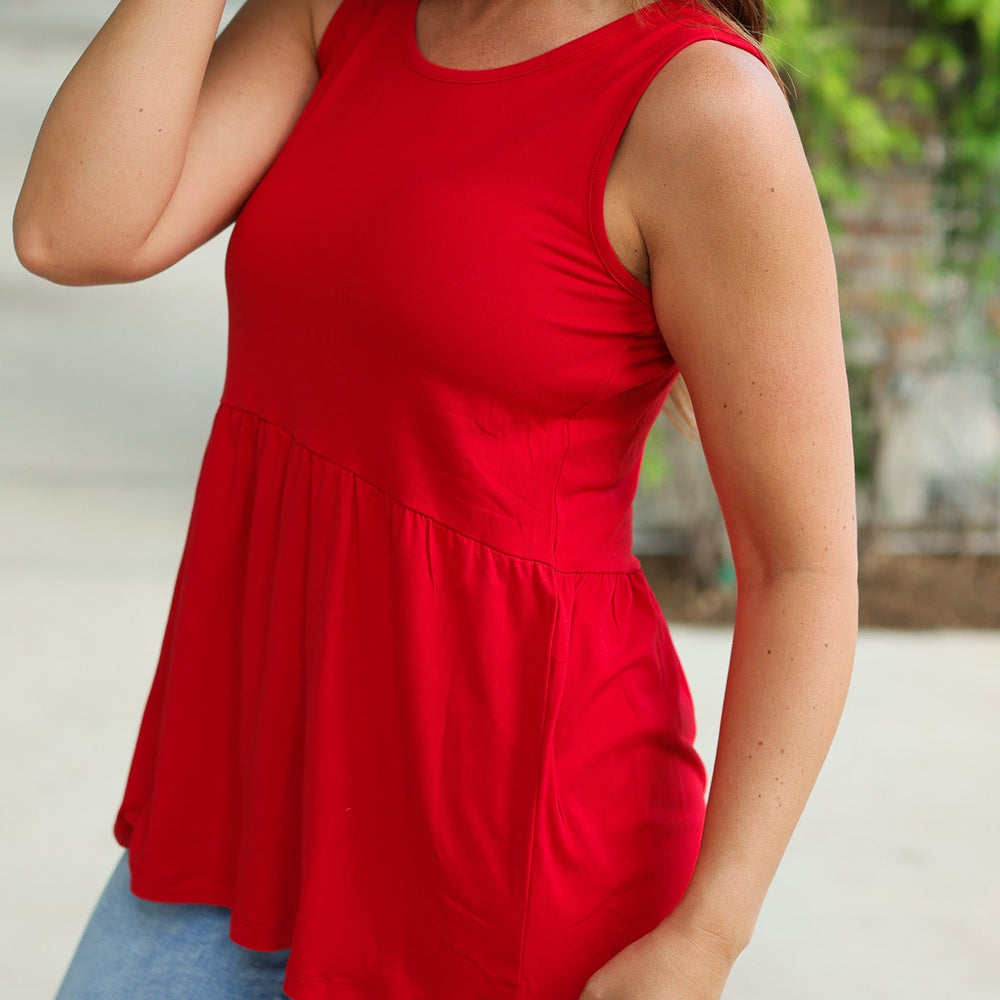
left=2, top=5, right=998, bottom=999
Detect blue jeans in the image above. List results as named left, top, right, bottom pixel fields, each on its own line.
left=53, top=849, right=292, bottom=1000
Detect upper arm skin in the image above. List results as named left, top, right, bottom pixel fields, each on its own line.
left=626, top=41, right=857, bottom=585
left=131, top=0, right=340, bottom=280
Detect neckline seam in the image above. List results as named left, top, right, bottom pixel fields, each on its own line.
left=406, top=0, right=645, bottom=83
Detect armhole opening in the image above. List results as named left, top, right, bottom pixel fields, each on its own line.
left=315, top=0, right=366, bottom=73
left=587, top=30, right=770, bottom=308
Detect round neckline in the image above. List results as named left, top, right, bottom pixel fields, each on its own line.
left=405, top=0, right=646, bottom=82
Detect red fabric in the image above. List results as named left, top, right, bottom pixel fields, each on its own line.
left=112, top=2, right=768, bottom=998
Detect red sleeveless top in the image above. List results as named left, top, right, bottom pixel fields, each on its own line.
left=112, top=2, right=767, bottom=998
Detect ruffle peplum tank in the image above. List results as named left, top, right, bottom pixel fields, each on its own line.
left=111, top=2, right=768, bottom=999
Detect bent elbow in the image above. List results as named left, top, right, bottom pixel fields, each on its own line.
left=12, top=216, right=62, bottom=281
left=12, top=209, right=149, bottom=286
left=14, top=220, right=93, bottom=285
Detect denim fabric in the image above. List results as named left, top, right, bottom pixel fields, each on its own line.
left=53, top=850, right=291, bottom=1000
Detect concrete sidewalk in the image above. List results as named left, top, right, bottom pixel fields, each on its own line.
left=2, top=12, right=998, bottom=1000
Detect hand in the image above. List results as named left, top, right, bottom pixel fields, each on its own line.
left=577, top=915, right=741, bottom=1000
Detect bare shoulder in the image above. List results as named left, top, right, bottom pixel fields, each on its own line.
left=626, top=38, right=795, bottom=173
left=619, top=37, right=832, bottom=328
left=620, top=39, right=811, bottom=253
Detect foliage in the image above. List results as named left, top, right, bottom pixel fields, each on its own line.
left=884, top=0, right=1000, bottom=291
left=762, top=0, right=920, bottom=204
left=845, top=362, right=878, bottom=485
left=638, top=417, right=672, bottom=488
left=763, top=0, right=1000, bottom=292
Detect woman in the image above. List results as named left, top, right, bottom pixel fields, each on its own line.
left=14, top=1, right=858, bottom=999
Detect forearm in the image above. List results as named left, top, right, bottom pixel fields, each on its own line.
left=665, top=567, right=858, bottom=955
left=13, top=0, right=227, bottom=275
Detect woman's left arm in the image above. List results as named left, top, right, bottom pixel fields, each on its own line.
left=580, top=40, right=858, bottom=1000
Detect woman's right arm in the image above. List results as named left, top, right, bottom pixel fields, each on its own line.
left=13, top=0, right=335, bottom=286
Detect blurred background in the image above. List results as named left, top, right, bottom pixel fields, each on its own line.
left=1, top=1, right=997, bottom=998
left=637, top=0, right=1000, bottom=628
